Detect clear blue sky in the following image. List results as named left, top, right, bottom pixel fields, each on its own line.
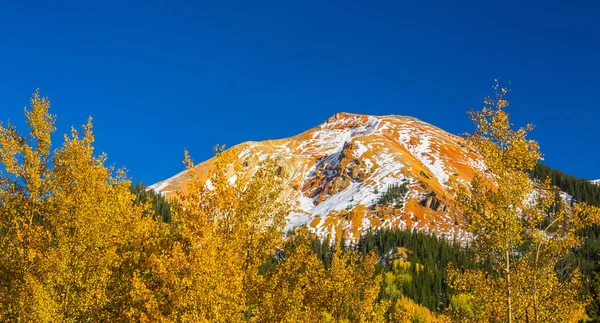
left=1, top=1, right=598, bottom=184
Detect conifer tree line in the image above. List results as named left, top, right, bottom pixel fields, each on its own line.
left=376, top=181, right=410, bottom=209
left=2, top=88, right=599, bottom=322
left=530, top=163, right=600, bottom=207
left=130, top=182, right=173, bottom=223
left=310, top=229, right=480, bottom=313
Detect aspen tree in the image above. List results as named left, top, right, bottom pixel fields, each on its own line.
left=448, top=82, right=600, bottom=322
left=0, top=91, right=151, bottom=321
left=119, top=146, right=288, bottom=321
left=254, top=229, right=390, bottom=323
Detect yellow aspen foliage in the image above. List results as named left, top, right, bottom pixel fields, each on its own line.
left=254, top=229, right=389, bottom=323
left=390, top=297, right=450, bottom=323
left=447, top=81, right=600, bottom=323
left=252, top=231, right=329, bottom=322
left=0, top=91, right=153, bottom=321
left=118, top=146, right=288, bottom=321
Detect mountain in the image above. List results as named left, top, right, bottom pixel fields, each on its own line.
left=592, top=179, right=600, bottom=185
left=149, top=113, right=484, bottom=241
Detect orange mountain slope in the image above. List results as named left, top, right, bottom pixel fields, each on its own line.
left=149, top=113, right=484, bottom=241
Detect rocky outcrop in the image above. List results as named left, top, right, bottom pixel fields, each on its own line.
left=420, top=193, right=448, bottom=212
left=302, top=141, right=369, bottom=204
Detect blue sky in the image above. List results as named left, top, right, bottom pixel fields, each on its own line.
left=1, top=1, right=598, bottom=184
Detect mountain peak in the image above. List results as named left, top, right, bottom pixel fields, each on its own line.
left=325, top=112, right=358, bottom=122
left=323, top=112, right=422, bottom=125
left=150, top=114, right=484, bottom=241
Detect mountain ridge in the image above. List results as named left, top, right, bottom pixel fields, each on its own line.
left=150, top=112, right=485, bottom=241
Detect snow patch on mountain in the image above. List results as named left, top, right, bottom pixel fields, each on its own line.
left=396, top=125, right=449, bottom=186
left=148, top=169, right=188, bottom=195
left=354, top=141, right=368, bottom=158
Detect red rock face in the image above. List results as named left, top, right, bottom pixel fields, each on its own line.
left=302, top=141, right=370, bottom=205
left=149, top=113, right=484, bottom=241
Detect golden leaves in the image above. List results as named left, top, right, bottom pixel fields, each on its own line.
left=254, top=229, right=390, bottom=323
left=0, top=92, right=148, bottom=321
left=25, top=89, right=55, bottom=158
left=449, top=82, right=593, bottom=322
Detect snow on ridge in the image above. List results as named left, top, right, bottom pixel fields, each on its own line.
left=396, top=127, right=450, bottom=187
left=428, top=155, right=450, bottom=187
left=287, top=149, right=407, bottom=231
left=148, top=168, right=189, bottom=194
left=302, top=116, right=382, bottom=178
left=353, top=117, right=380, bottom=137
left=354, top=141, right=368, bottom=158
left=560, top=191, right=574, bottom=204
left=238, top=147, right=252, bottom=159
left=147, top=181, right=170, bottom=195
left=205, top=179, right=214, bottom=190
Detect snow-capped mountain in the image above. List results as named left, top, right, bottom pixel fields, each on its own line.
left=592, top=179, right=600, bottom=185
left=150, top=113, right=485, bottom=241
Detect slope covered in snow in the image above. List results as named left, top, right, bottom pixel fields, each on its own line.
left=149, top=113, right=485, bottom=241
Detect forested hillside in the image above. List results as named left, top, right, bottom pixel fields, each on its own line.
left=530, top=163, right=600, bottom=321
left=531, top=163, right=600, bottom=206
left=311, top=229, right=479, bottom=312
